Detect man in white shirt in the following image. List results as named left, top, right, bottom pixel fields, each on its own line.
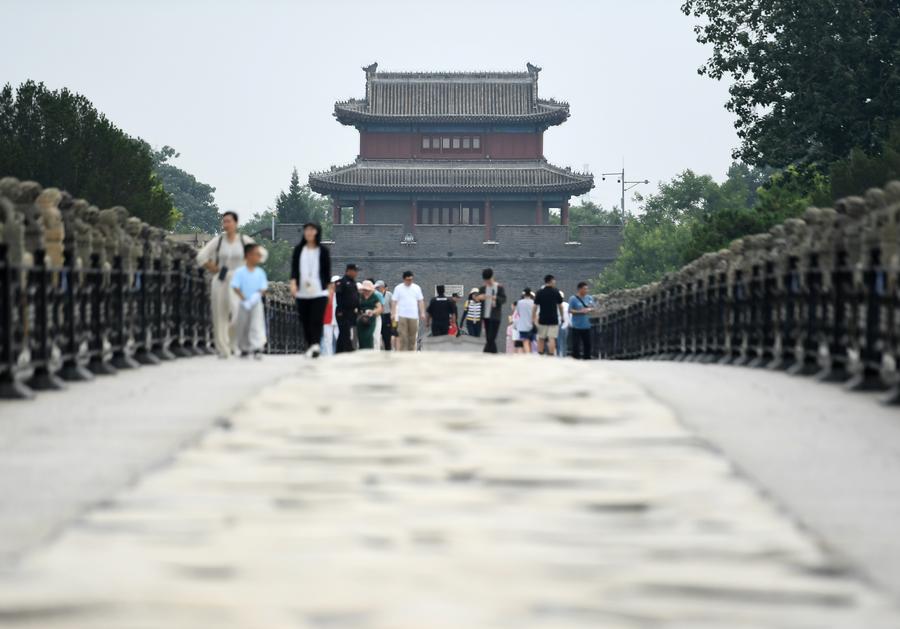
left=391, top=270, right=426, bottom=351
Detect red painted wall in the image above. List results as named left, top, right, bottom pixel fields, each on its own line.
left=360, top=132, right=543, bottom=159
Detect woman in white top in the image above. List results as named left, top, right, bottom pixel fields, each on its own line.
left=289, top=222, right=332, bottom=358
left=196, top=211, right=267, bottom=358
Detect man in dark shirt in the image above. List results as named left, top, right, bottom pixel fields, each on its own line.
left=334, top=263, right=360, bottom=353
left=426, top=285, right=455, bottom=336
left=476, top=268, right=507, bottom=353
left=532, top=274, right=564, bottom=356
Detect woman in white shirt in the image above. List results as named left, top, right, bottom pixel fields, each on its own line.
left=289, top=222, right=332, bottom=358
left=196, top=211, right=267, bottom=358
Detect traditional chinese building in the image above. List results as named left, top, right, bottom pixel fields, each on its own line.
left=305, top=63, right=622, bottom=337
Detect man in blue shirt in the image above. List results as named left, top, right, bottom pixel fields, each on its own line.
left=568, top=281, right=595, bottom=360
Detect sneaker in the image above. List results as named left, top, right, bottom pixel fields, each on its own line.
left=309, top=343, right=321, bottom=359
left=253, top=351, right=262, bottom=360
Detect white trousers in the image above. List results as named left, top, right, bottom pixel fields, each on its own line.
left=236, top=300, right=267, bottom=353
left=210, top=274, right=239, bottom=357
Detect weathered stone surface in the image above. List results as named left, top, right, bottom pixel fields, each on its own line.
left=0, top=353, right=896, bottom=628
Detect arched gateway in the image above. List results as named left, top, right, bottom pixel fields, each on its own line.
left=304, top=62, right=622, bottom=317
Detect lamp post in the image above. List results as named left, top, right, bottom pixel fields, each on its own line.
left=601, top=167, right=649, bottom=219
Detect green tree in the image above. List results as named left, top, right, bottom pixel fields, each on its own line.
left=0, top=81, right=177, bottom=227
left=829, top=121, right=900, bottom=199
left=275, top=167, right=331, bottom=226
left=594, top=165, right=802, bottom=292
left=151, top=145, right=221, bottom=234
left=550, top=200, right=623, bottom=238
left=681, top=0, right=900, bottom=168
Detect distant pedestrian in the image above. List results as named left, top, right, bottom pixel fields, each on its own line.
left=449, top=292, right=461, bottom=336
left=533, top=274, right=564, bottom=356
left=461, top=288, right=482, bottom=337
left=334, top=263, right=360, bottom=353
left=513, top=289, right=536, bottom=354
left=320, top=274, right=340, bottom=356
left=230, top=243, right=268, bottom=359
left=391, top=271, right=425, bottom=351
left=426, top=285, right=455, bottom=337
left=289, top=222, right=331, bottom=359
left=557, top=291, right=570, bottom=357
left=196, top=211, right=267, bottom=358
left=569, top=281, right=596, bottom=360
left=356, top=280, right=383, bottom=350
left=375, top=280, right=394, bottom=350
left=476, top=268, right=506, bottom=354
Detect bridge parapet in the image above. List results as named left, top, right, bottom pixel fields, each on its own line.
left=592, top=180, right=900, bottom=403
left=0, top=176, right=304, bottom=401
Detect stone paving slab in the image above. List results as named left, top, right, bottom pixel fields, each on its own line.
left=0, top=353, right=898, bottom=628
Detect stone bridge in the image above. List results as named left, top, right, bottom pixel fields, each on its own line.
left=3, top=177, right=900, bottom=626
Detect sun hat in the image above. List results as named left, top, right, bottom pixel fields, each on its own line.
left=360, top=280, right=375, bottom=292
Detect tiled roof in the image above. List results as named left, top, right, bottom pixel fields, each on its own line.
left=308, top=159, right=594, bottom=195
left=334, top=62, right=569, bottom=126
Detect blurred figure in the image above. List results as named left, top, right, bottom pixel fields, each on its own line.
left=426, top=285, right=455, bottom=337
left=320, top=275, right=340, bottom=356
left=533, top=274, right=564, bottom=356
left=335, top=263, right=360, bottom=353
left=476, top=268, right=506, bottom=354
left=513, top=289, right=536, bottom=354
left=289, top=222, right=331, bottom=359
left=356, top=280, right=383, bottom=350
left=461, top=288, right=482, bottom=337
left=231, top=243, right=268, bottom=360
left=375, top=280, right=394, bottom=350
left=569, top=281, right=595, bottom=360
left=557, top=290, right=570, bottom=358
left=391, top=271, right=425, bottom=352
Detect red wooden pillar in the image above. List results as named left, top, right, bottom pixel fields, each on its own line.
left=484, top=198, right=493, bottom=241
left=561, top=199, right=570, bottom=226
left=332, top=199, right=341, bottom=225
left=535, top=196, right=543, bottom=225
left=358, top=197, right=366, bottom=224
left=410, top=199, right=418, bottom=232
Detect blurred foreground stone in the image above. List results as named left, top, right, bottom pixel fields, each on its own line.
left=0, top=352, right=897, bottom=628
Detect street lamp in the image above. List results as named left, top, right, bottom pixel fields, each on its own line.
left=601, top=167, right=650, bottom=219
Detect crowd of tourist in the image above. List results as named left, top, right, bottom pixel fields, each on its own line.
left=197, top=217, right=597, bottom=359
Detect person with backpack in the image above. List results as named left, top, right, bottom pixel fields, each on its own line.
left=568, top=281, right=596, bottom=360
left=196, top=211, right=267, bottom=358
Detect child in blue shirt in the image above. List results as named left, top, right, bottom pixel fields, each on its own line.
left=231, top=243, right=268, bottom=358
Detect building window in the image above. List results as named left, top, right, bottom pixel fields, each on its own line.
left=442, top=137, right=450, bottom=149
left=463, top=137, right=471, bottom=149
left=472, top=137, right=481, bottom=149
left=418, top=205, right=484, bottom=225
left=422, top=137, right=430, bottom=149
left=452, top=137, right=460, bottom=149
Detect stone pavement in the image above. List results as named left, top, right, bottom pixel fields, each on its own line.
left=1, top=353, right=899, bottom=628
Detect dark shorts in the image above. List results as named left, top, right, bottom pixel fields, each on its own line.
left=517, top=329, right=535, bottom=342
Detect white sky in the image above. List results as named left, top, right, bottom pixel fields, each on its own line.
left=2, top=0, right=738, bottom=216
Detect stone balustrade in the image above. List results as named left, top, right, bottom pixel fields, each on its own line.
left=0, top=177, right=303, bottom=400
left=593, top=181, right=900, bottom=403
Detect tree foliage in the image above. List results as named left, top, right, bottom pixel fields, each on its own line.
left=595, top=164, right=808, bottom=292
left=829, top=121, right=900, bottom=199
left=152, top=145, right=221, bottom=234
left=275, top=167, right=332, bottom=229
left=0, top=80, right=177, bottom=227
left=681, top=0, right=900, bottom=168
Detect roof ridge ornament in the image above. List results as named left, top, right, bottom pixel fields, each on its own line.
left=526, top=62, right=541, bottom=77
left=362, top=62, right=378, bottom=77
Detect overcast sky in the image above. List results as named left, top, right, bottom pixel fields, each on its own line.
left=2, top=0, right=738, bottom=216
